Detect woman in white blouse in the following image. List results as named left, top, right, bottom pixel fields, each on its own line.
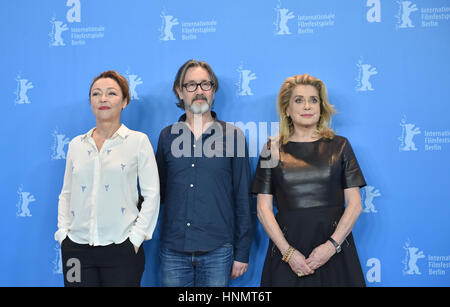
left=55, top=70, right=160, bottom=287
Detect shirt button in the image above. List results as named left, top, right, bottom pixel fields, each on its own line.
left=193, top=144, right=196, bottom=148
left=191, top=164, right=195, bottom=167
left=190, top=184, right=194, bottom=188
left=187, top=223, right=191, bottom=227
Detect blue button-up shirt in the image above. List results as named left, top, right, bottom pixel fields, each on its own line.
left=155, top=112, right=253, bottom=263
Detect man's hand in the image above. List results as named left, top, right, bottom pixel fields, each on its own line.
left=230, top=261, right=248, bottom=279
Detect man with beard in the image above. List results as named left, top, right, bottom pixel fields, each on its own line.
left=155, top=59, right=253, bottom=287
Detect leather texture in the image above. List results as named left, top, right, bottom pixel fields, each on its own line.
left=252, top=136, right=366, bottom=210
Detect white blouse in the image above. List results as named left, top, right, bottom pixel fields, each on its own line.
left=54, top=124, right=160, bottom=247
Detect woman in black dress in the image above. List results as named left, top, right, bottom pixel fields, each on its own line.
left=252, top=74, right=366, bottom=286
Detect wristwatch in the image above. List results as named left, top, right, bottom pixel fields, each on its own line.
left=328, top=237, right=341, bottom=253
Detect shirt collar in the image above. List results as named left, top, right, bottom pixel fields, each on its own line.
left=81, top=124, right=129, bottom=140
left=178, top=111, right=218, bottom=123
left=114, top=124, right=129, bottom=139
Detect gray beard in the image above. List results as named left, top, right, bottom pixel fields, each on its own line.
left=187, top=100, right=211, bottom=115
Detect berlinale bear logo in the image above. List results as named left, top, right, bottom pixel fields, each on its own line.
left=49, top=0, right=81, bottom=47
left=160, top=12, right=179, bottom=41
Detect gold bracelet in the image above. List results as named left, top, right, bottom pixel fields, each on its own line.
left=281, top=247, right=288, bottom=262
left=281, top=247, right=290, bottom=262
left=284, top=246, right=295, bottom=263
left=282, top=246, right=296, bottom=263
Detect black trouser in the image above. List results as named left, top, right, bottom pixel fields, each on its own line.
left=61, top=237, right=145, bottom=287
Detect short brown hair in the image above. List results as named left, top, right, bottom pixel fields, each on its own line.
left=89, top=70, right=130, bottom=105
left=173, top=59, right=219, bottom=109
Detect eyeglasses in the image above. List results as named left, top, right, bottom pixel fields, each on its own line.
left=182, top=81, right=214, bottom=92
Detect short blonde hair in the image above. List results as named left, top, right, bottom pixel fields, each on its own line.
left=277, top=74, right=336, bottom=145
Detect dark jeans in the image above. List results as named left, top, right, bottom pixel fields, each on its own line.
left=61, top=237, right=145, bottom=287
left=160, top=243, right=234, bottom=287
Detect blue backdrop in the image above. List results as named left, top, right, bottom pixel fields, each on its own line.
left=1, top=0, right=450, bottom=287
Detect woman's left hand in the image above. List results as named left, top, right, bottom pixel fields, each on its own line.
left=305, top=241, right=335, bottom=270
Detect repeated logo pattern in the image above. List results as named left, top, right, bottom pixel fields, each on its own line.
left=5, top=0, right=450, bottom=287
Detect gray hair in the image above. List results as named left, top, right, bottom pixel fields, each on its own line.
left=173, top=59, right=219, bottom=109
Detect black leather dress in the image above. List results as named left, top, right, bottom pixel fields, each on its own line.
left=252, top=136, right=366, bottom=286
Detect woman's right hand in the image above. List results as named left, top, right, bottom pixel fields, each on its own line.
left=288, top=249, right=315, bottom=277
